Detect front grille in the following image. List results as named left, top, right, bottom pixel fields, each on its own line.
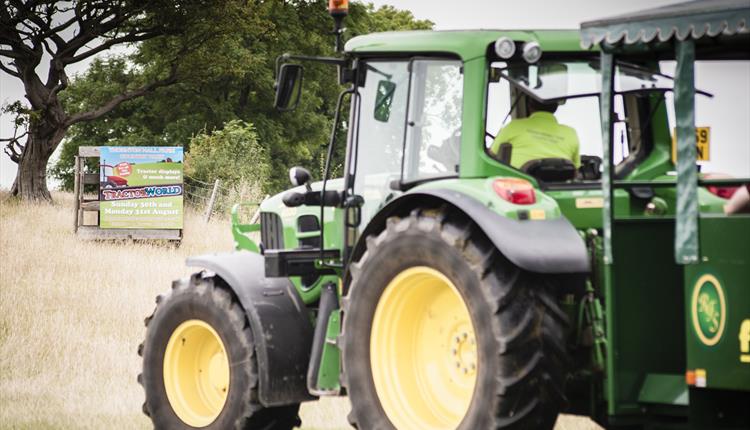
left=260, top=212, right=283, bottom=250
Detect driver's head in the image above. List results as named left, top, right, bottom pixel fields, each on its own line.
left=527, top=97, right=558, bottom=114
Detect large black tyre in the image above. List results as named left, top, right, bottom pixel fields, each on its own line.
left=139, top=272, right=301, bottom=429
left=342, top=208, right=569, bottom=430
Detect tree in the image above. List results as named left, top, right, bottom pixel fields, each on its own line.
left=0, top=0, right=244, bottom=201
left=51, top=0, right=433, bottom=195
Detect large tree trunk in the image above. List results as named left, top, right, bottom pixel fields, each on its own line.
left=10, top=106, right=66, bottom=202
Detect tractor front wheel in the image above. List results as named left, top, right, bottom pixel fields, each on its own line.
left=139, top=273, right=301, bottom=429
left=342, top=208, right=569, bottom=429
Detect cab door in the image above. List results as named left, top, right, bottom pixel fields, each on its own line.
left=347, top=57, right=464, bottom=232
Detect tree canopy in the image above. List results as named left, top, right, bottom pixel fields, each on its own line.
left=50, top=1, right=433, bottom=195
left=1, top=0, right=249, bottom=200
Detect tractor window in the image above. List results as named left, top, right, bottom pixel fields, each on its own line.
left=485, top=60, right=645, bottom=179
left=402, top=59, right=464, bottom=183
left=486, top=61, right=604, bottom=163
left=352, top=60, right=410, bottom=224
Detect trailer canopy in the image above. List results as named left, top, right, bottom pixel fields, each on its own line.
left=580, top=0, right=749, bottom=52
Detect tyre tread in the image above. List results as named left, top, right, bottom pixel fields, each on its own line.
left=343, top=207, right=569, bottom=430
left=139, top=272, right=300, bottom=430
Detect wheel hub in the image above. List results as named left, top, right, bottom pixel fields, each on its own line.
left=450, top=324, right=477, bottom=380
left=163, top=319, right=230, bottom=427
left=370, top=266, right=478, bottom=430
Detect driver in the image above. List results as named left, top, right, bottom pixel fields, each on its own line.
left=490, top=97, right=580, bottom=169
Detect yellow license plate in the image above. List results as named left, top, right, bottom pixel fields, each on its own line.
left=672, top=126, right=710, bottom=162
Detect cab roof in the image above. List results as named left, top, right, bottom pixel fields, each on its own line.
left=344, top=30, right=587, bottom=61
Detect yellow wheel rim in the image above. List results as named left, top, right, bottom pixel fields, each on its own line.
left=371, top=266, right=477, bottom=429
left=164, top=319, right=230, bottom=427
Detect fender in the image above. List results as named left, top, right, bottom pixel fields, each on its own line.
left=186, top=251, right=315, bottom=406
left=352, top=188, right=590, bottom=275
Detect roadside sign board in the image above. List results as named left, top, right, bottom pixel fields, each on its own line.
left=99, top=146, right=184, bottom=229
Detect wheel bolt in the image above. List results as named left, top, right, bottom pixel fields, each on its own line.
left=451, top=348, right=457, bottom=355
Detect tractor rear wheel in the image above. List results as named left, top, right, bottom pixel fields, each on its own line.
left=139, top=273, right=301, bottom=429
left=342, top=208, right=569, bottom=430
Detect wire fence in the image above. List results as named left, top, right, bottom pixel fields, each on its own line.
left=183, top=174, right=265, bottom=222
left=75, top=165, right=265, bottom=223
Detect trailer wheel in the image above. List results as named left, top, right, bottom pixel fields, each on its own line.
left=139, top=273, right=301, bottom=429
left=342, top=208, right=569, bottom=430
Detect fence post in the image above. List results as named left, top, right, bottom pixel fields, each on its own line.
left=73, top=156, right=81, bottom=232
left=249, top=194, right=269, bottom=225
left=204, top=179, right=221, bottom=223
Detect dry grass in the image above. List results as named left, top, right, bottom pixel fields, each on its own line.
left=0, top=192, right=599, bottom=430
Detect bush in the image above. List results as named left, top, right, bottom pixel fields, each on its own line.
left=184, top=120, right=270, bottom=211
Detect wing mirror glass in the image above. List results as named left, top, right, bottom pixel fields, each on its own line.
left=374, top=80, right=396, bottom=122
left=289, top=166, right=312, bottom=191
left=275, top=64, right=304, bottom=111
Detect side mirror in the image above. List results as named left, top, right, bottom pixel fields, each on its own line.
left=275, top=64, right=304, bottom=111
left=374, top=80, right=396, bottom=122
left=289, top=166, right=312, bottom=191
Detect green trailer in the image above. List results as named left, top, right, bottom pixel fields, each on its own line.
left=138, top=1, right=749, bottom=428
left=581, top=0, right=750, bottom=427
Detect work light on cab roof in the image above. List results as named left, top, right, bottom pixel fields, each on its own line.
left=522, top=41, right=542, bottom=63
left=328, top=0, right=348, bottom=52
left=493, top=37, right=542, bottom=63
left=328, top=0, right=348, bottom=17
left=494, top=36, right=516, bottom=59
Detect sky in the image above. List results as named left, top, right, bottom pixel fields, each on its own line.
left=1, top=0, right=748, bottom=188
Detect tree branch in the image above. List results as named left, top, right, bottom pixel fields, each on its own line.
left=2, top=137, right=26, bottom=163
left=0, top=49, right=24, bottom=59
left=0, top=110, right=27, bottom=164
left=0, top=60, right=20, bottom=77
left=54, top=9, right=134, bottom=60
left=66, top=30, right=160, bottom=65
left=65, top=65, right=179, bottom=127
left=47, top=58, right=69, bottom=102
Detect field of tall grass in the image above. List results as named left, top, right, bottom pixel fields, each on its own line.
left=0, top=192, right=598, bottom=429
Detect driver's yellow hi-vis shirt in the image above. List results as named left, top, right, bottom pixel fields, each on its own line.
left=490, top=111, right=581, bottom=169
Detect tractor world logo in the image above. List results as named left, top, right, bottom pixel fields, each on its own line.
left=101, top=184, right=183, bottom=201
left=691, top=274, right=727, bottom=346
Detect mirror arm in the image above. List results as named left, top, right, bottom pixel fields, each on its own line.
left=275, top=53, right=347, bottom=77
left=319, top=86, right=355, bottom=267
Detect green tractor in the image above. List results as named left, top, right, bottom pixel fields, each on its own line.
left=139, top=1, right=750, bottom=429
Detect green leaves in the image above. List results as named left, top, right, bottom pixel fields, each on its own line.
left=185, top=120, right=269, bottom=192
left=52, top=0, right=434, bottom=195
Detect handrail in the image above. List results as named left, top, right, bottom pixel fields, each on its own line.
left=613, top=178, right=749, bottom=188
